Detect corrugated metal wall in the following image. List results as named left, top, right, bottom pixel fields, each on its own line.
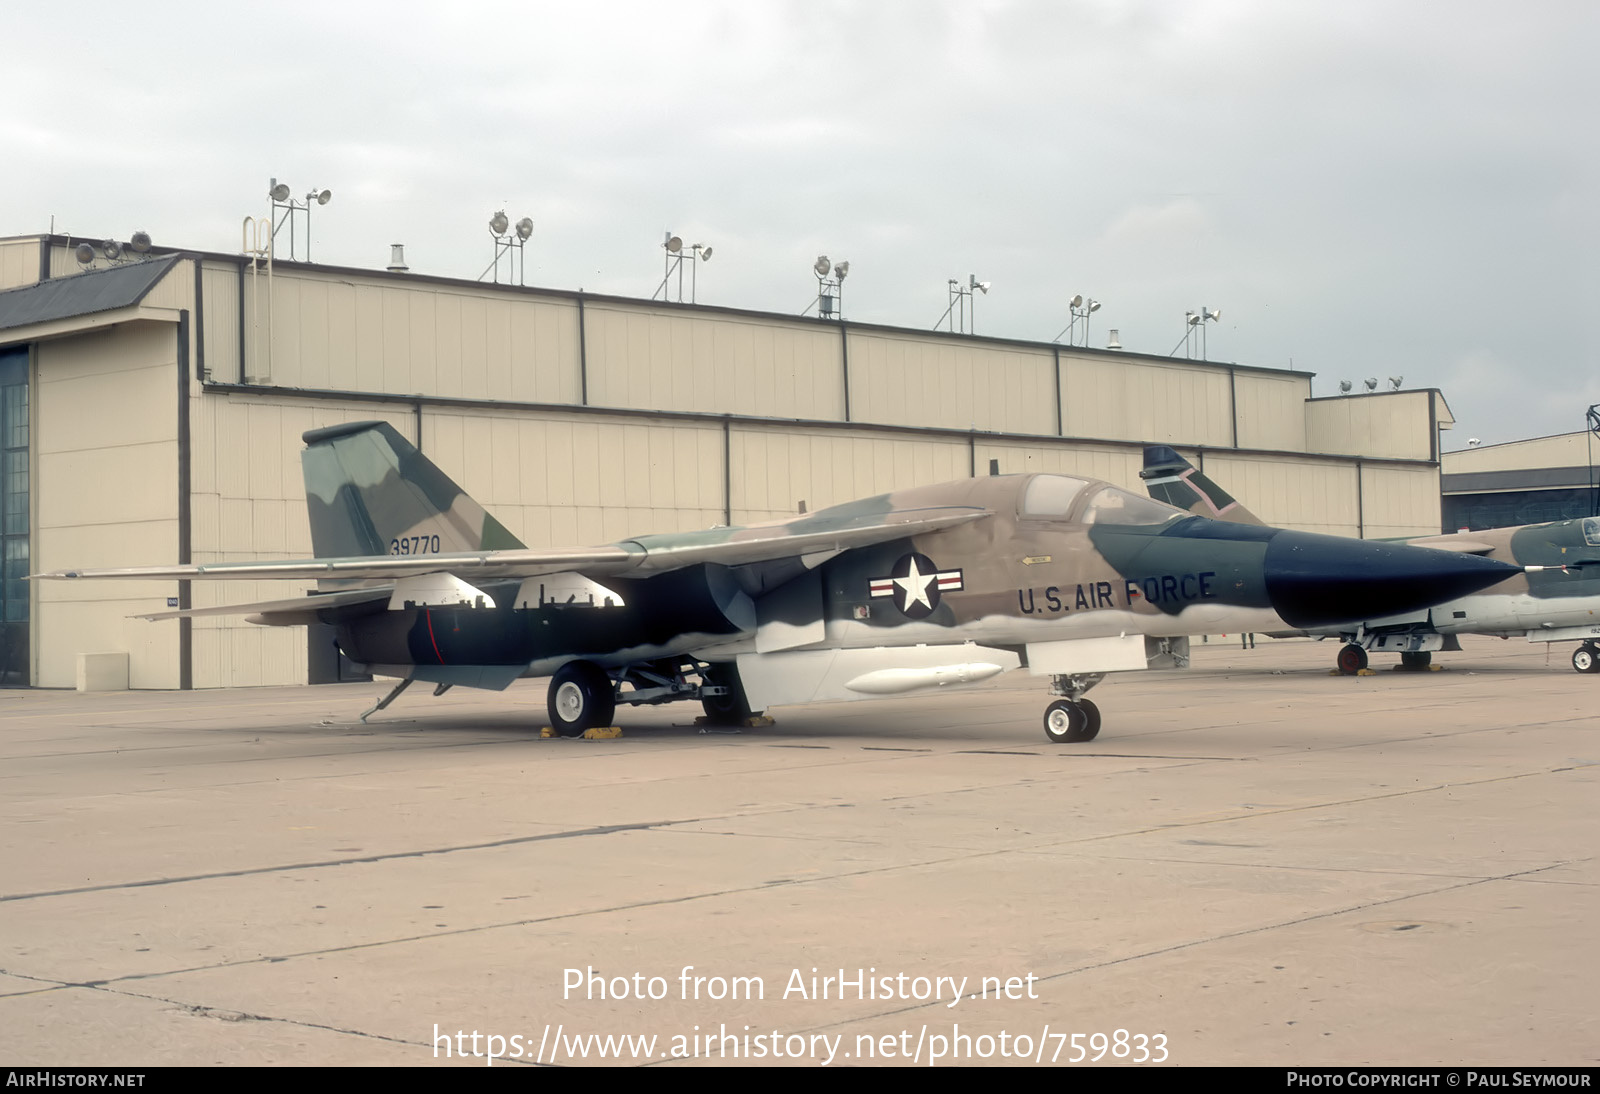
left=0, top=239, right=40, bottom=291
left=1307, top=390, right=1436, bottom=460
left=1060, top=356, right=1234, bottom=446
left=34, top=324, right=181, bottom=688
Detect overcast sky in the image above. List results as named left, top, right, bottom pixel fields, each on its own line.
left=6, top=1, right=1594, bottom=448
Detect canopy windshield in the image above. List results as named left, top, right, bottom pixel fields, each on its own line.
left=1080, top=485, right=1187, bottom=528
left=1020, top=474, right=1092, bottom=518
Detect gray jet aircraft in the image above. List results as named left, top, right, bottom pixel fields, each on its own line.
left=1140, top=444, right=1600, bottom=674
left=37, top=423, right=1524, bottom=742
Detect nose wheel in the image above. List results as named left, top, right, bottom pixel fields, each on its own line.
left=1336, top=643, right=1369, bottom=674
left=1043, top=698, right=1101, bottom=743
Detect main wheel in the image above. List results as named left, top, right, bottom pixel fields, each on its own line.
left=547, top=661, right=615, bottom=737
left=1399, top=650, right=1432, bottom=671
left=1336, top=644, right=1369, bottom=674
left=1044, top=700, right=1097, bottom=744
left=1077, top=698, right=1102, bottom=741
left=1572, top=644, right=1599, bottom=674
left=700, top=663, right=760, bottom=725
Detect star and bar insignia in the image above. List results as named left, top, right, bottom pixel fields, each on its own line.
left=869, top=553, right=964, bottom=619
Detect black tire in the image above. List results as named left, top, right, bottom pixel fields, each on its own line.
left=1077, top=698, right=1102, bottom=741
left=1399, top=650, right=1432, bottom=671
left=1336, top=644, right=1369, bottom=674
left=1572, top=645, right=1599, bottom=674
left=1043, top=700, right=1096, bottom=744
left=700, top=663, right=759, bottom=725
left=547, top=661, right=615, bottom=737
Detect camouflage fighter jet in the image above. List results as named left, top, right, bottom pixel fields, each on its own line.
left=37, top=423, right=1524, bottom=743
left=1141, top=444, right=1600, bottom=674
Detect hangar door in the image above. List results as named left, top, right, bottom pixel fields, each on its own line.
left=0, top=347, right=26, bottom=686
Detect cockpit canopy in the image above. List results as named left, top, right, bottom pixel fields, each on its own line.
left=1020, top=474, right=1186, bottom=528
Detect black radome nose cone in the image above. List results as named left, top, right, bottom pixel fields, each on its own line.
left=1264, top=531, right=1519, bottom=628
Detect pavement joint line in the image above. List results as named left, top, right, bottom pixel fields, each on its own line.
left=783, top=859, right=1584, bottom=1039
left=0, top=819, right=687, bottom=904
left=5, top=844, right=1032, bottom=989
left=2, top=972, right=452, bottom=1061
left=4, top=757, right=1568, bottom=906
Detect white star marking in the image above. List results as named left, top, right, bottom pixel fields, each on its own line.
left=894, top=556, right=936, bottom=611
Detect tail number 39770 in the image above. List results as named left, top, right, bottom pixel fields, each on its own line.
left=390, top=535, right=442, bottom=555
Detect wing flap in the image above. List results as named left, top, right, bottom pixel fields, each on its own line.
left=134, top=586, right=393, bottom=622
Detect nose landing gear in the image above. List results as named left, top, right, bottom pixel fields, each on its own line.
left=1041, top=672, right=1105, bottom=743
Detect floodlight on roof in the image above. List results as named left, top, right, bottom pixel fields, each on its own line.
left=1389, top=375, right=1403, bottom=390
left=101, top=239, right=122, bottom=261
left=74, top=243, right=95, bottom=265
left=1205, top=307, right=1220, bottom=321
left=1364, top=377, right=1378, bottom=391
left=269, top=181, right=291, bottom=202
left=1339, top=380, right=1353, bottom=394
left=969, top=275, right=990, bottom=294
left=654, top=231, right=710, bottom=303
left=1468, top=438, right=1482, bottom=446
left=834, top=261, right=848, bottom=279
left=482, top=211, right=534, bottom=285
left=310, top=189, right=331, bottom=206
left=1056, top=293, right=1103, bottom=345
left=130, top=230, right=152, bottom=253
left=815, top=255, right=831, bottom=276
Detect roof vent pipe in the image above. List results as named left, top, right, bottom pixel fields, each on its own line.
left=387, top=244, right=409, bottom=273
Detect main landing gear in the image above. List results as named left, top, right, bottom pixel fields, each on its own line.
left=1042, top=672, right=1105, bottom=744
left=544, top=658, right=765, bottom=736
left=698, top=662, right=758, bottom=726
left=1572, top=643, right=1600, bottom=674
left=547, top=660, right=616, bottom=737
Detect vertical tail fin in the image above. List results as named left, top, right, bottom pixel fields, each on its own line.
left=1139, top=444, right=1265, bottom=526
left=300, top=421, right=525, bottom=558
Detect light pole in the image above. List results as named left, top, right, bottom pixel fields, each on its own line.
left=1052, top=295, right=1101, bottom=345
left=479, top=211, right=534, bottom=285
left=806, top=256, right=849, bottom=319
left=653, top=232, right=713, bottom=303
left=268, top=179, right=331, bottom=261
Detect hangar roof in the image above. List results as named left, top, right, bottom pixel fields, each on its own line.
left=0, top=254, right=178, bottom=333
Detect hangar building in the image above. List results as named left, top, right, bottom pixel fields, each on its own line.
left=0, top=232, right=1455, bottom=689
left=1441, top=431, right=1600, bottom=532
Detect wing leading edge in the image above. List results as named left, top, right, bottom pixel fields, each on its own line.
left=36, top=505, right=990, bottom=620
